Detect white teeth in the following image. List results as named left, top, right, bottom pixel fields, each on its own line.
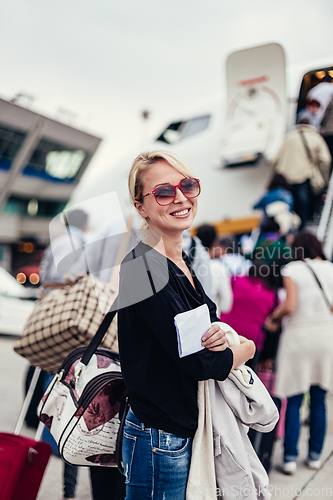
left=171, top=209, right=189, bottom=216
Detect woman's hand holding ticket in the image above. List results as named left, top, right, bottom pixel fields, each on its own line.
left=201, top=324, right=228, bottom=352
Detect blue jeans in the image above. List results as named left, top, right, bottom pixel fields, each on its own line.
left=284, top=385, right=326, bottom=462
left=122, top=409, right=192, bottom=499
left=64, top=462, right=78, bottom=498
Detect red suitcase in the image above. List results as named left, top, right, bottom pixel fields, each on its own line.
left=0, top=368, right=52, bottom=500
left=0, top=433, right=51, bottom=500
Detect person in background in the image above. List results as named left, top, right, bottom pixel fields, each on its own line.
left=196, top=224, right=232, bottom=316
left=250, top=174, right=299, bottom=266
left=182, top=228, right=213, bottom=297
left=265, top=232, right=333, bottom=475
left=247, top=218, right=294, bottom=276
left=219, top=236, right=251, bottom=277
left=40, top=209, right=89, bottom=500
left=253, top=173, right=294, bottom=231
left=41, top=209, right=128, bottom=500
left=272, top=116, right=331, bottom=228
left=220, top=259, right=276, bottom=371
left=296, top=98, right=321, bottom=129
left=83, top=213, right=139, bottom=282
left=320, top=97, right=333, bottom=175
left=306, top=75, right=333, bottom=126
left=40, top=209, right=88, bottom=284
left=75, top=214, right=137, bottom=500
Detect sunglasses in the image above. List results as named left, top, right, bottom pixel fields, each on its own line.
left=140, top=178, right=201, bottom=206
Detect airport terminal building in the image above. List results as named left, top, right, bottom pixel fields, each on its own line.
left=0, top=97, right=101, bottom=281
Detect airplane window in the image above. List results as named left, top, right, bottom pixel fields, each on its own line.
left=156, top=115, right=211, bottom=144
left=156, top=121, right=185, bottom=144
left=181, top=115, right=210, bottom=139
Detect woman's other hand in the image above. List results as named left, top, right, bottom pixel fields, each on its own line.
left=201, top=324, right=228, bottom=352
left=230, top=339, right=256, bottom=369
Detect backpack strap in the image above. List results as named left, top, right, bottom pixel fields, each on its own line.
left=299, top=129, right=314, bottom=164
left=116, top=396, right=130, bottom=474
left=80, top=301, right=118, bottom=366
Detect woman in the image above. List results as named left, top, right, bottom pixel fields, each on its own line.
left=265, top=232, right=333, bottom=475
left=220, top=259, right=277, bottom=371
left=117, top=150, right=255, bottom=499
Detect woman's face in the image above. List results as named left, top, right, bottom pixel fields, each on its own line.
left=135, top=160, right=198, bottom=236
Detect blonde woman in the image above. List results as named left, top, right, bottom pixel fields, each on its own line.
left=117, top=151, right=255, bottom=499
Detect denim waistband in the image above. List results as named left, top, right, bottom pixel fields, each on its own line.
left=125, top=408, right=151, bottom=432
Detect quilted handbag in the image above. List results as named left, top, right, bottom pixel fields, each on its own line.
left=14, top=215, right=134, bottom=374
left=14, top=275, right=118, bottom=374
left=37, top=306, right=127, bottom=468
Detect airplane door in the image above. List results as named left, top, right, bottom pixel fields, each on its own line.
left=222, top=43, right=287, bottom=166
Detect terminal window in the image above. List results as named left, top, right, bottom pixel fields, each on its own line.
left=4, top=196, right=67, bottom=218
left=25, top=138, right=87, bottom=182
left=0, top=124, right=26, bottom=170
left=0, top=124, right=87, bottom=183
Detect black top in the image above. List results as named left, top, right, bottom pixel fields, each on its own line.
left=117, top=241, right=233, bottom=438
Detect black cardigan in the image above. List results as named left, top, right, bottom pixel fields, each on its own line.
left=118, top=241, right=233, bottom=438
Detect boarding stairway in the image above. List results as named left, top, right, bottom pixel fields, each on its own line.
left=317, top=172, right=333, bottom=261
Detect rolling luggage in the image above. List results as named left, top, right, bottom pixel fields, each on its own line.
left=0, top=368, right=52, bottom=500
left=248, top=363, right=281, bottom=473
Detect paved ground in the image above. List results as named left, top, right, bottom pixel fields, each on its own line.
left=1, top=335, right=332, bottom=499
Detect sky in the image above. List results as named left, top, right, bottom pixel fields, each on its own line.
left=2, top=0, right=333, bottom=180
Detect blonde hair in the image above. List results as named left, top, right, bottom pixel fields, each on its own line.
left=128, top=150, right=195, bottom=233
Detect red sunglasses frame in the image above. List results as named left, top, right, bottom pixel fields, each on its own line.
left=140, top=178, right=201, bottom=206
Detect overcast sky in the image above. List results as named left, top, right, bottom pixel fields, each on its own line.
left=2, top=0, right=333, bottom=178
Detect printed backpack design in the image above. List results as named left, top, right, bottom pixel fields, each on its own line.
left=38, top=347, right=126, bottom=466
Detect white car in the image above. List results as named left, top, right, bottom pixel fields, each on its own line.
left=0, top=267, right=35, bottom=336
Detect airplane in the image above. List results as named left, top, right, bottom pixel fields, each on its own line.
left=70, top=43, right=333, bottom=235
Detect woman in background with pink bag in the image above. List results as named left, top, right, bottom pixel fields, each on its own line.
left=220, top=259, right=277, bottom=371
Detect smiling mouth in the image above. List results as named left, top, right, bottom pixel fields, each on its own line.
left=170, top=208, right=190, bottom=216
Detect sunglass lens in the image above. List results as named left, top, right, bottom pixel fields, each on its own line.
left=181, top=178, right=200, bottom=198
left=155, top=185, right=176, bottom=205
